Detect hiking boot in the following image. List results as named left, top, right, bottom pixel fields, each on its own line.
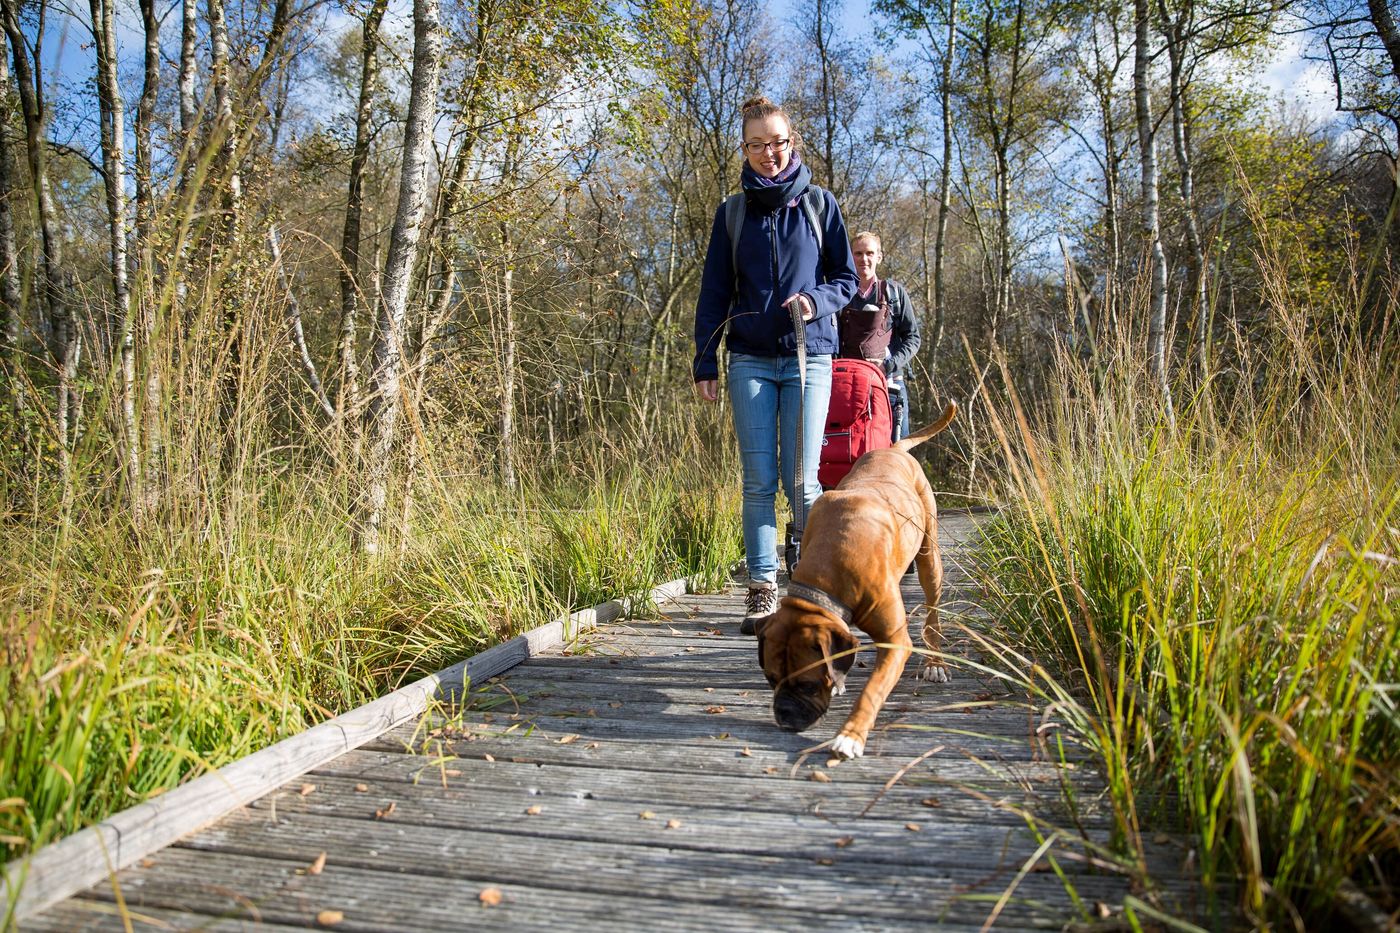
left=740, top=582, right=779, bottom=635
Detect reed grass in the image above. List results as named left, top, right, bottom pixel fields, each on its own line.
left=973, top=267, right=1400, bottom=926
left=0, top=436, right=742, bottom=868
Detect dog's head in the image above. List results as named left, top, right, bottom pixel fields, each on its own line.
left=755, top=605, right=859, bottom=732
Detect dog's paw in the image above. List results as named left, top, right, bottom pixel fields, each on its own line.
left=834, top=680, right=846, bottom=696
left=830, top=733, right=865, bottom=759
left=919, top=661, right=952, bottom=683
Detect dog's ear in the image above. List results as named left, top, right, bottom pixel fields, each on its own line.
left=755, top=614, right=779, bottom=687
left=822, top=624, right=860, bottom=693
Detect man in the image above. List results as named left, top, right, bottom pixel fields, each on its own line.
left=838, top=232, right=921, bottom=440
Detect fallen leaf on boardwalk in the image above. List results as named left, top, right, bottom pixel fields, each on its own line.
left=586, top=709, right=598, bottom=717
left=138, top=858, right=156, bottom=869
left=299, top=783, right=316, bottom=796
left=739, top=747, right=753, bottom=757
left=815, top=857, right=834, bottom=866
left=704, top=687, right=715, bottom=693
left=810, top=771, right=831, bottom=783
left=557, top=734, right=579, bottom=745
left=586, top=742, right=600, bottom=750
left=479, top=888, right=503, bottom=907
left=483, top=754, right=495, bottom=763
left=713, top=732, right=731, bottom=739
left=374, top=801, right=396, bottom=819
left=444, top=769, right=461, bottom=777
left=1153, top=833, right=1170, bottom=844
left=703, top=705, right=726, bottom=714
left=920, top=797, right=942, bottom=808
left=639, top=810, right=656, bottom=820
left=834, top=836, right=854, bottom=848
left=826, top=758, right=841, bottom=768
left=705, top=628, right=723, bottom=636
left=308, top=852, right=327, bottom=875
left=905, top=823, right=921, bottom=832
left=316, top=909, right=344, bottom=926
left=525, top=805, right=542, bottom=816
left=354, top=783, right=368, bottom=793
left=608, top=701, right=623, bottom=708
left=739, top=690, right=750, bottom=697
left=764, top=767, right=779, bottom=775
left=1094, top=901, right=1112, bottom=919
left=665, top=819, right=682, bottom=829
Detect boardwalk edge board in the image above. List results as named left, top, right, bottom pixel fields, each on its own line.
left=1, top=576, right=691, bottom=923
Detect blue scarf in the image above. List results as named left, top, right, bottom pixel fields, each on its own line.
left=741, top=152, right=811, bottom=211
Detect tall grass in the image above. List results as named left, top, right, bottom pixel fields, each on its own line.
left=974, top=266, right=1399, bottom=926
left=0, top=437, right=742, bottom=867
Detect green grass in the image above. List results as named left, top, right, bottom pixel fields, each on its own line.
left=0, top=448, right=742, bottom=869
left=973, top=308, right=1400, bottom=926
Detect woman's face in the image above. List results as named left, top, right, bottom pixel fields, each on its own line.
left=743, top=114, right=793, bottom=178
left=852, top=237, right=882, bottom=283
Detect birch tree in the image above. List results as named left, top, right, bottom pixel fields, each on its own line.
left=358, top=0, right=442, bottom=554
left=1134, top=0, right=1174, bottom=424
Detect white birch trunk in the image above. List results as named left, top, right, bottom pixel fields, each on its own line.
left=1134, top=0, right=1175, bottom=426
left=358, top=0, right=441, bottom=554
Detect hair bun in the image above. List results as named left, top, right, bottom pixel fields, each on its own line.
left=741, top=96, right=775, bottom=117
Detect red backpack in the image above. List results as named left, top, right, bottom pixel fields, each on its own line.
left=819, top=358, right=892, bottom=488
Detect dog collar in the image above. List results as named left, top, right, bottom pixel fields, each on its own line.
left=785, top=581, right=855, bottom=630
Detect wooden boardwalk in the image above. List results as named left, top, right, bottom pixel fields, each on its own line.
left=21, top=513, right=1192, bottom=931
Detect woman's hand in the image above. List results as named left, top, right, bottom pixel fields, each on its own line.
left=695, top=379, right=719, bottom=402
left=783, top=293, right=815, bottom=321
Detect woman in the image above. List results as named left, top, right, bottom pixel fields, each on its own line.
left=841, top=231, right=922, bottom=441
left=693, top=96, right=859, bottom=632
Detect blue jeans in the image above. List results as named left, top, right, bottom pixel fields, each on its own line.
left=728, top=353, right=833, bottom=585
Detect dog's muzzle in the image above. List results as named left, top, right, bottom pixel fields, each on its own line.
left=772, top=684, right=830, bottom=732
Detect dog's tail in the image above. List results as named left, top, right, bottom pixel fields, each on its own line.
left=895, top=402, right=958, bottom=453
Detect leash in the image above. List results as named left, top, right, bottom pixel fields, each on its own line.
left=790, top=297, right=807, bottom=557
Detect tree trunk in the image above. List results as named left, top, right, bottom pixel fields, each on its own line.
left=338, top=0, right=388, bottom=433
left=1134, top=0, right=1175, bottom=425
left=91, top=0, right=141, bottom=518
left=2, top=0, right=77, bottom=486
left=498, top=221, right=516, bottom=492
left=270, top=224, right=334, bottom=419
left=179, top=0, right=197, bottom=136
left=1158, top=1, right=1208, bottom=378
left=358, top=0, right=441, bottom=554
left=931, top=0, right=955, bottom=372
left=1368, top=0, right=1400, bottom=84
left=0, top=29, right=23, bottom=435
left=137, top=0, right=161, bottom=513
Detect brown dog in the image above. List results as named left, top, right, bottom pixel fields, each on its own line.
left=755, top=402, right=957, bottom=759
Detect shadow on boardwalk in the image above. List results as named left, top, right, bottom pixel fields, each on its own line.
left=23, top=513, right=1208, bottom=931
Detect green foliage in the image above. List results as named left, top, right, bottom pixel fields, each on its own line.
left=974, top=273, right=1400, bottom=924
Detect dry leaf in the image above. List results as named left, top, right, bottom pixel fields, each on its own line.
left=316, top=909, right=344, bottom=927
left=354, top=783, right=368, bottom=793
left=374, top=801, right=396, bottom=820
left=834, top=836, right=854, bottom=848
left=665, top=819, right=682, bottom=829
left=479, top=888, right=503, bottom=907
left=483, top=754, right=495, bottom=763
left=714, top=732, right=731, bottom=739
left=299, top=783, right=316, bottom=797
left=308, top=852, right=327, bottom=875
left=764, top=766, right=779, bottom=775
left=557, top=734, right=579, bottom=745
left=586, top=742, right=600, bottom=750
left=810, top=771, right=832, bottom=783
left=905, top=823, right=921, bottom=832
left=920, top=796, right=942, bottom=808
left=815, top=857, right=834, bottom=866
left=639, top=810, right=655, bottom=820
left=1153, top=833, right=1170, bottom=844
left=739, top=747, right=753, bottom=757
left=739, top=691, right=750, bottom=697
left=1095, top=901, right=1112, bottom=919
left=608, top=702, right=623, bottom=708
left=524, top=805, right=542, bottom=815
left=703, top=705, right=726, bottom=714
left=825, top=758, right=841, bottom=768
left=586, top=709, right=598, bottom=717
left=704, top=687, right=715, bottom=693
left=443, top=769, right=461, bottom=777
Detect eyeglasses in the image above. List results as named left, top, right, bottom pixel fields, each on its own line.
left=742, top=138, right=792, bottom=154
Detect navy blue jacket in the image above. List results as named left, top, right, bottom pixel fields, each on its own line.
left=692, top=188, right=859, bottom=382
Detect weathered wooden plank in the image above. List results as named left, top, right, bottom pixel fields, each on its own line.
left=2, top=579, right=689, bottom=922
left=49, top=848, right=996, bottom=933
left=161, top=807, right=1172, bottom=925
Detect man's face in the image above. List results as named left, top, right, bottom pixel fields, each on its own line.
left=853, top=238, right=882, bottom=282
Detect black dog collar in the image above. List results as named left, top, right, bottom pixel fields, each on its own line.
left=785, top=581, right=855, bottom=631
